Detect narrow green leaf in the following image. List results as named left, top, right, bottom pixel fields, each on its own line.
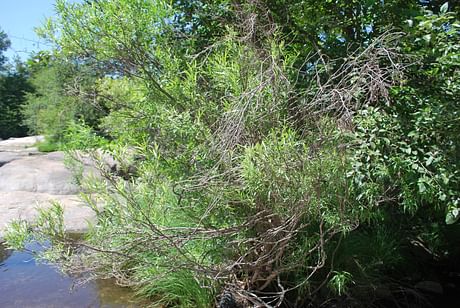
left=446, top=210, right=459, bottom=224
left=440, top=2, right=449, bottom=14
left=426, top=156, right=434, bottom=166
left=418, top=182, right=426, bottom=193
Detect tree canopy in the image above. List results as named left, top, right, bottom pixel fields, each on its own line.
left=0, top=29, right=32, bottom=139
left=0, top=28, right=11, bottom=71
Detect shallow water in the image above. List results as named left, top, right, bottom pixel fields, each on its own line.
left=0, top=242, right=142, bottom=308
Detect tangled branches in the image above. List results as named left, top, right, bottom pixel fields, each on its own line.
left=54, top=129, right=353, bottom=307
left=15, top=4, right=410, bottom=307
left=300, top=31, right=410, bottom=125
left=212, top=1, right=292, bottom=155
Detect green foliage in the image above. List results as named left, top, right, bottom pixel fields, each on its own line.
left=349, top=8, right=460, bottom=224
left=4, top=220, right=30, bottom=251
left=8, top=1, right=460, bottom=307
left=0, top=30, right=33, bottom=139
left=63, top=121, right=109, bottom=150
left=22, top=64, right=74, bottom=141
left=328, top=271, right=354, bottom=296
left=331, top=228, right=404, bottom=285
left=341, top=9, right=460, bottom=303
left=4, top=202, right=65, bottom=250
left=0, top=62, right=32, bottom=139
left=22, top=55, right=106, bottom=147
left=135, top=270, right=214, bottom=308
left=267, top=0, right=421, bottom=60
left=240, top=126, right=353, bottom=229
left=36, top=139, right=62, bottom=152
left=0, top=27, right=11, bottom=71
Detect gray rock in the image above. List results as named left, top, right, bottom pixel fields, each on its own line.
left=0, top=136, right=44, bottom=150
left=0, top=152, right=28, bottom=165
left=0, top=136, right=98, bottom=238
left=0, top=153, right=80, bottom=194
left=0, top=191, right=96, bottom=237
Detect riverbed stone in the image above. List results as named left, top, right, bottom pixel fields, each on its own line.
left=0, top=191, right=96, bottom=237
left=0, top=136, right=97, bottom=238
left=0, top=153, right=81, bottom=194
left=0, top=135, right=44, bottom=150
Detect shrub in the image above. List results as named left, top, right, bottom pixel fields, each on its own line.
left=6, top=1, right=460, bottom=307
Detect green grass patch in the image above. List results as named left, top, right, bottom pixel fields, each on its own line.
left=36, top=139, right=62, bottom=152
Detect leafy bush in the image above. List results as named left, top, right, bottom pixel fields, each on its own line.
left=0, top=67, right=32, bottom=139
left=349, top=8, right=460, bottom=225
left=7, top=1, right=460, bottom=307
left=22, top=55, right=106, bottom=148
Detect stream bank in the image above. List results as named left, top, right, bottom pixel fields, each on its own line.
left=0, top=136, right=143, bottom=307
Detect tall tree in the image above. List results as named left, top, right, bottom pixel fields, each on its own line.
left=0, top=28, right=11, bottom=71
left=0, top=62, right=32, bottom=139
left=0, top=30, right=32, bottom=139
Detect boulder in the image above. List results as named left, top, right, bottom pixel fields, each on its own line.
left=0, top=136, right=44, bottom=149
left=0, top=153, right=80, bottom=195
left=0, top=136, right=98, bottom=238
left=0, top=191, right=96, bottom=237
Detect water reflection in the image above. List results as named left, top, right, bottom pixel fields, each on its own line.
left=0, top=241, right=12, bottom=264
left=0, top=241, right=142, bottom=308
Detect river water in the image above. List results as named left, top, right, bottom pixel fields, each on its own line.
left=0, top=241, right=142, bottom=308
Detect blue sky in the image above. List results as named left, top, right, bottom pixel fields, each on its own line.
left=1, top=0, right=171, bottom=63
left=1, top=0, right=58, bottom=62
